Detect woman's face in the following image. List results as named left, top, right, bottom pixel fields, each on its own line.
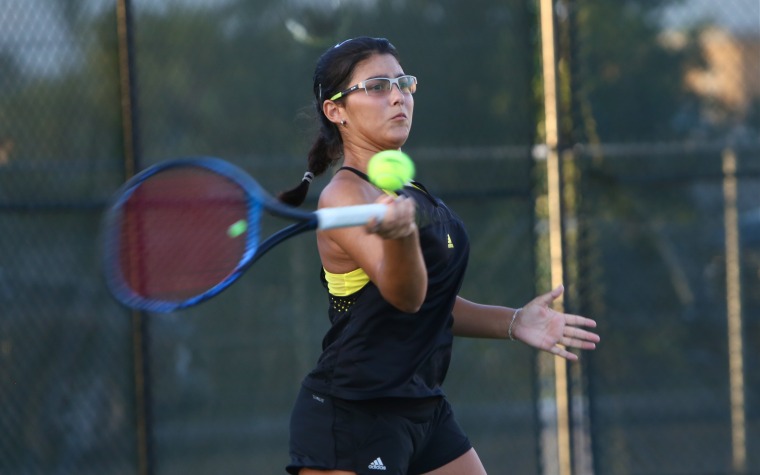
left=338, top=53, right=414, bottom=151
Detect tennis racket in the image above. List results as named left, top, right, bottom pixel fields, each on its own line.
left=102, top=156, right=386, bottom=313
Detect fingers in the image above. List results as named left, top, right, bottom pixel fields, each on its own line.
left=549, top=344, right=579, bottom=361
left=550, top=284, right=564, bottom=299
left=566, top=313, right=598, bottom=329
left=544, top=343, right=578, bottom=361
left=564, top=326, right=600, bottom=343
left=543, top=330, right=597, bottom=361
left=550, top=316, right=600, bottom=360
left=524, top=306, right=599, bottom=360
left=366, top=195, right=417, bottom=239
left=533, top=284, right=565, bottom=307
left=561, top=314, right=601, bottom=347
left=560, top=335, right=598, bottom=350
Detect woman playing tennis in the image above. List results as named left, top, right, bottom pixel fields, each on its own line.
left=279, top=37, right=600, bottom=475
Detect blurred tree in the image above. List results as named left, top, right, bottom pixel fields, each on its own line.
left=571, top=0, right=702, bottom=143
left=97, top=0, right=540, bottom=159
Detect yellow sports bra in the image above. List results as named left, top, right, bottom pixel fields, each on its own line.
left=323, top=267, right=370, bottom=296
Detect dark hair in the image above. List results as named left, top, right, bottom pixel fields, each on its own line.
left=278, top=37, right=400, bottom=206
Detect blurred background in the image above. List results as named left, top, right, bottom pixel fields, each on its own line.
left=0, top=0, right=758, bottom=474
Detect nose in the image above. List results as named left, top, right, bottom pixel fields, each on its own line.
left=389, top=84, right=406, bottom=104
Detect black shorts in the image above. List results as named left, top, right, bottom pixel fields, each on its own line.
left=287, top=386, right=472, bottom=475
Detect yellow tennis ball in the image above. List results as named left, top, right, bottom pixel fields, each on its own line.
left=367, top=150, right=415, bottom=191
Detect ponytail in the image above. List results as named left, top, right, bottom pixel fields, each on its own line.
left=277, top=170, right=315, bottom=207
left=277, top=120, right=343, bottom=206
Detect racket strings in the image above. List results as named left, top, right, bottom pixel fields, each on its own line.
left=117, top=168, right=252, bottom=301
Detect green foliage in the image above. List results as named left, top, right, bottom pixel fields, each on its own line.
left=573, top=0, right=701, bottom=142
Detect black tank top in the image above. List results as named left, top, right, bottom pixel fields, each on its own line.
left=302, top=168, right=471, bottom=400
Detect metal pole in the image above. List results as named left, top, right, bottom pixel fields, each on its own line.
left=116, top=2, right=151, bottom=474
left=117, top=0, right=140, bottom=178
left=722, top=148, right=746, bottom=474
left=539, top=0, right=571, bottom=473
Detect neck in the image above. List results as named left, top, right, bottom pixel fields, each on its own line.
left=342, top=143, right=402, bottom=173
left=341, top=146, right=373, bottom=173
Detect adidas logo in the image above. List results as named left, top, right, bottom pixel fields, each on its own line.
left=447, top=233, right=454, bottom=249
left=368, top=457, right=387, bottom=471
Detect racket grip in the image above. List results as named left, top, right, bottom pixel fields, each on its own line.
left=315, top=204, right=388, bottom=230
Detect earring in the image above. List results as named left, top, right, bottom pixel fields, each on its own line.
left=341, top=120, right=346, bottom=126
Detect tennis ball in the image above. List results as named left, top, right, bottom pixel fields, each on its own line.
left=367, top=150, right=415, bottom=191
left=227, top=219, right=247, bottom=238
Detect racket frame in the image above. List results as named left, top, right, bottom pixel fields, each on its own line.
left=102, top=157, right=386, bottom=313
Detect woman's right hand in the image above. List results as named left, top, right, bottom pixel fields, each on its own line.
left=366, top=194, right=418, bottom=240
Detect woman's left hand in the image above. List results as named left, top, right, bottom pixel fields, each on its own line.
left=511, top=285, right=600, bottom=361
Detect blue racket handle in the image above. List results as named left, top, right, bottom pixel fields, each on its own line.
left=315, top=204, right=388, bottom=230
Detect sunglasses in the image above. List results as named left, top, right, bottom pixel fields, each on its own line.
left=329, top=75, right=417, bottom=101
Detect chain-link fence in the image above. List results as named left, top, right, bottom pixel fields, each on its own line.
left=564, top=1, right=760, bottom=473
left=571, top=143, right=760, bottom=474
left=1, top=1, right=758, bottom=474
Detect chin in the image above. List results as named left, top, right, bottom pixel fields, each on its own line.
left=384, top=139, right=408, bottom=150
left=385, top=130, right=411, bottom=148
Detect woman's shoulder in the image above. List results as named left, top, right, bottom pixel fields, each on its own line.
left=319, top=169, right=379, bottom=209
